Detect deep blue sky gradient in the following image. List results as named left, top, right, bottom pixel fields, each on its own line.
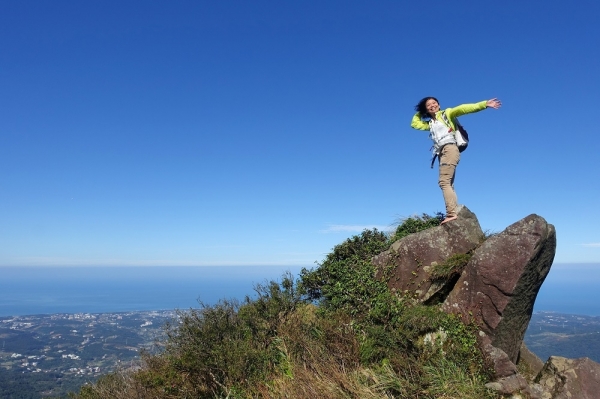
left=1, top=1, right=599, bottom=270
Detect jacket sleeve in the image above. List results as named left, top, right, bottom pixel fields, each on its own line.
left=445, top=101, right=487, bottom=119
left=411, top=112, right=430, bottom=131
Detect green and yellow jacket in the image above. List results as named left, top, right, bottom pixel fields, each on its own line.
left=410, top=100, right=487, bottom=131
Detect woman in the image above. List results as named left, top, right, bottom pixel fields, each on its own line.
left=411, top=97, right=501, bottom=225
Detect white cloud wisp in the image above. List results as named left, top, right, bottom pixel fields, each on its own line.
left=321, top=224, right=391, bottom=233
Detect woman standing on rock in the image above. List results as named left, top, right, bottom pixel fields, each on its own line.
left=411, top=97, right=501, bottom=225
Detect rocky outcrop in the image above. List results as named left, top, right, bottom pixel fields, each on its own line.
left=373, top=206, right=600, bottom=398
left=535, top=357, right=600, bottom=399
left=372, top=206, right=483, bottom=304
left=376, top=207, right=556, bottom=364
left=443, top=214, right=556, bottom=363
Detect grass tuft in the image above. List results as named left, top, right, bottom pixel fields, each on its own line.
left=389, top=212, right=444, bottom=242
left=430, top=253, right=472, bottom=280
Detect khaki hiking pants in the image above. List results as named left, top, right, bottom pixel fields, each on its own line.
left=438, top=144, right=460, bottom=218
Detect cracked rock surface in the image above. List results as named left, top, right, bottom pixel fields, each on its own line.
left=372, top=205, right=483, bottom=304
left=443, top=213, right=556, bottom=363
left=535, top=356, right=600, bottom=399
left=374, top=206, right=600, bottom=398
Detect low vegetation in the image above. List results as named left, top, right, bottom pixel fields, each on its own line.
left=389, top=212, right=444, bottom=242
left=72, top=214, right=499, bottom=399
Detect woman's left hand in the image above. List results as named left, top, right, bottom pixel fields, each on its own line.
left=486, top=98, right=502, bottom=109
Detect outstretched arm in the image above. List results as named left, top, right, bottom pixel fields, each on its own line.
left=445, top=101, right=487, bottom=119
left=445, top=98, right=501, bottom=119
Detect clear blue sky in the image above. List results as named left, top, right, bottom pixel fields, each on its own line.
left=1, top=0, right=599, bottom=268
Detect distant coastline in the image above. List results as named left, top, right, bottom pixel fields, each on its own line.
left=0, top=263, right=598, bottom=317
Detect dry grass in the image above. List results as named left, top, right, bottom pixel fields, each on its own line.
left=74, top=303, right=498, bottom=399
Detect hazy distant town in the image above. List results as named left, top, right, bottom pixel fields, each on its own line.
left=0, top=310, right=175, bottom=397
left=1, top=310, right=599, bottom=398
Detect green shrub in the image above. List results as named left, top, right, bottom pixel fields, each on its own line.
left=390, top=213, right=444, bottom=242
left=298, top=228, right=390, bottom=314
left=156, top=272, right=302, bottom=396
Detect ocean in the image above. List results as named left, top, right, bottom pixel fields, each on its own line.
left=529, top=263, right=600, bottom=316
left=0, top=265, right=305, bottom=317
left=1, top=263, right=599, bottom=317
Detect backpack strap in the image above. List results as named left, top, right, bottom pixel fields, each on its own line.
left=440, top=111, right=467, bottom=137
left=440, top=111, right=454, bottom=131
left=430, top=153, right=438, bottom=169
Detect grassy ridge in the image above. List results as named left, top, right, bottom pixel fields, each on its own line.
left=73, top=214, right=499, bottom=399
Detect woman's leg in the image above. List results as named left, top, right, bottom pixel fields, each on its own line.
left=438, top=144, right=460, bottom=224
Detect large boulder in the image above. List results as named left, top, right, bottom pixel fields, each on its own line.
left=535, top=357, right=600, bottom=399
left=372, top=205, right=483, bottom=304
left=373, top=208, right=559, bottom=397
left=443, top=214, right=556, bottom=363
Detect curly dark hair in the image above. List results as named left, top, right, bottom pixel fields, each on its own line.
left=414, top=96, right=439, bottom=120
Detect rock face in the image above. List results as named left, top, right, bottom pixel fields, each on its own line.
left=374, top=206, right=600, bottom=398
left=535, top=357, right=600, bottom=399
left=372, top=205, right=483, bottom=304
left=443, top=214, right=556, bottom=363
left=376, top=207, right=556, bottom=363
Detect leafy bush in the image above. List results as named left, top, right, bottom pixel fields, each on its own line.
left=298, top=229, right=390, bottom=315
